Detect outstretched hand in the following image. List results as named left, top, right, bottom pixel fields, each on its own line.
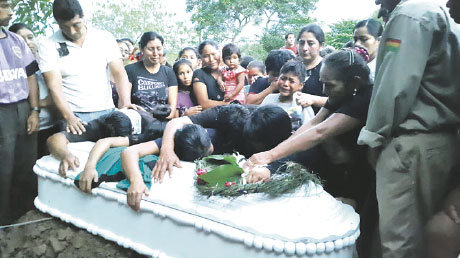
left=79, top=167, right=99, bottom=193
left=151, top=149, right=182, bottom=183
left=244, top=151, right=273, bottom=169
left=246, top=166, right=271, bottom=184
left=59, top=153, right=80, bottom=177
left=127, top=180, right=149, bottom=211
left=66, top=116, right=87, bottom=135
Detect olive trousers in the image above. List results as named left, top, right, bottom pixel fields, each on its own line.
left=375, top=132, right=457, bottom=257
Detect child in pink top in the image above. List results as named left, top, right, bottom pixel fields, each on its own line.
left=219, top=43, right=246, bottom=104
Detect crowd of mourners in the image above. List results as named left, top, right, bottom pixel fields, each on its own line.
left=1, top=0, right=460, bottom=257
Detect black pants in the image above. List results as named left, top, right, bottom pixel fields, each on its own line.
left=0, top=101, right=37, bottom=225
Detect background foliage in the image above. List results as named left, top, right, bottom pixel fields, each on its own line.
left=90, top=0, right=199, bottom=63
left=186, top=0, right=318, bottom=59
left=11, top=0, right=54, bottom=35
left=10, top=0, right=372, bottom=64
left=325, top=19, right=358, bottom=50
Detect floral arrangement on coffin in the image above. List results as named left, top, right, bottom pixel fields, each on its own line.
left=194, top=154, right=321, bottom=197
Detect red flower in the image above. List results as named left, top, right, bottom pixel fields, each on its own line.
left=196, top=168, right=207, bottom=176
left=225, top=182, right=237, bottom=187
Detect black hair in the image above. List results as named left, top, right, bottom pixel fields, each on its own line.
left=100, top=111, right=132, bottom=137
left=198, top=40, right=218, bottom=56
left=116, top=39, right=129, bottom=48
left=9, top=23, right=32, bottom=33
left=173, top=58, right=193, bottom=75
left=323, top=49, right=371, bottom=90
left=174, top=124, right=212, bottom=161
left=240, top=55, right=254, bottom=69
left=173, top=59, right=194, bottom=87
left=243, top=105, right=292, bottom=152
left=178, top=47, right=200, bottom=59
left=264, top=49, right=296, bottom=74
left=247, top=60, right=266, bottom=74
left=120, top=38, right=134, bottom=45
left=280, top=60, right=307, bottom=83
left=354, top=18, right=383, bottom=39
left=297, top=24, right=325, bottom=44
left=320, top=45, right=336, bottom=57
left=342, top=40, right=354, bottom=49
left=222, top=43, right=241, bottom=60
left=217, top=105, right=252, bottom=152
left=139, top=31, right=164, bottom=50
left=285, top=32, right=294, bottom=40
left=53, top=0, right=84, bottom=21
left=150, top=104, right=171, bottom=120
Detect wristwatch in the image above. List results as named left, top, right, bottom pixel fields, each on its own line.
left=31, top=107, right=41, bottom=112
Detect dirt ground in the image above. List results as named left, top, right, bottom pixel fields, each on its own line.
left=0, top=210, right=145, bottom=258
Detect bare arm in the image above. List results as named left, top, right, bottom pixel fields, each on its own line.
left=249, top=113, right=362, bottom=165
left=193, top=81, right=228, bottom=110
left=121, top=141, right=160, bottom=210
left=296, top=92, right=328, bottom=108
left=47, top=132, right=79, bottom=177
left=167, top=85, right=178, bottom=119
left=228, top=72, right=245, bottom=99
left=79, top=137, right=130, bottom=193
left=151, top=116, right=194, bottom=182
left=245, top=79, right=278, bottom=105
left=43, top=70, right=86, bottom=135
left=26, top=74, right=39, bottom=134
left=109, top=59, right=143, bottom=110
left=288, top=107, right=331, bottom=140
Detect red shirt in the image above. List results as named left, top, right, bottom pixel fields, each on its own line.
left=280, top=45, right=298, bottom=55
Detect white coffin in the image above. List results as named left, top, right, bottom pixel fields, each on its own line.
left=33, top=142, right=360, bottom=258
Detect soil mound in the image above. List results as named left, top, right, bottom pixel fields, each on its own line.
left=0, top=210, right=145, bottom=257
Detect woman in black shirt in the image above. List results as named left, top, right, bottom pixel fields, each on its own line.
left=295, top=24, right=329, bottom=114
left=191, top=40, right=229, bottom=110
left=125, top=32, right=178, bottom=118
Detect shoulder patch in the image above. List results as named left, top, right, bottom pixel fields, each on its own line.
left=385, top=38, right=401, bottom=52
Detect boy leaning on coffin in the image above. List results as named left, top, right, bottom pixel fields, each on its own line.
left=0, top=0, right=40, bottom=225
left=37, top=0, right=142, bottom=138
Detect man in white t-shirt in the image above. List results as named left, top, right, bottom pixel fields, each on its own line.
left=38, top=0, right=140, bottom=135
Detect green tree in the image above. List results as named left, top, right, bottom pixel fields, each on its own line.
left=91, top=0, right=199, bottom=62
left=325, top=19, right=357, bottom=50
left=11, top=0, right=54, bottom=35
left=186, top=0, right=318, bottom=43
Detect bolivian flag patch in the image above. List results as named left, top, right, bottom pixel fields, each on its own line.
left=385, top=38, right=401, bottom=52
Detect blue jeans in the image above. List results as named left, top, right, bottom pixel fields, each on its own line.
left=74, top=108, right=115, bottom=123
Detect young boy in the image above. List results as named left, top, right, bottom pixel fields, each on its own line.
left=261, top=60, right=315, bottom=131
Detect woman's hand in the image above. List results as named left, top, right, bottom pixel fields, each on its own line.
left=246, top=166, right=271, bottom=184
left=245, top=151, right=274, bottom=168
left=184, top=106, right=202, bottom=116
left=296, top=92, right=316, bottom=107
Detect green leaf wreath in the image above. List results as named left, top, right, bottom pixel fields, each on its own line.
left=194, top=154, right=321, bottom=198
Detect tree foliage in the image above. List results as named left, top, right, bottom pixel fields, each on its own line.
left=91, top=0, right=199, bottom=61
left=325, top=19, right=358, bottom=50
left=186, top=0, right=318, bottom=43
left=11, top=0, right=54, bottom=35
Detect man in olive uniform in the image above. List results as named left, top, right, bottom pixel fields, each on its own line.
left=358, top=0, right=460, bottom=257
